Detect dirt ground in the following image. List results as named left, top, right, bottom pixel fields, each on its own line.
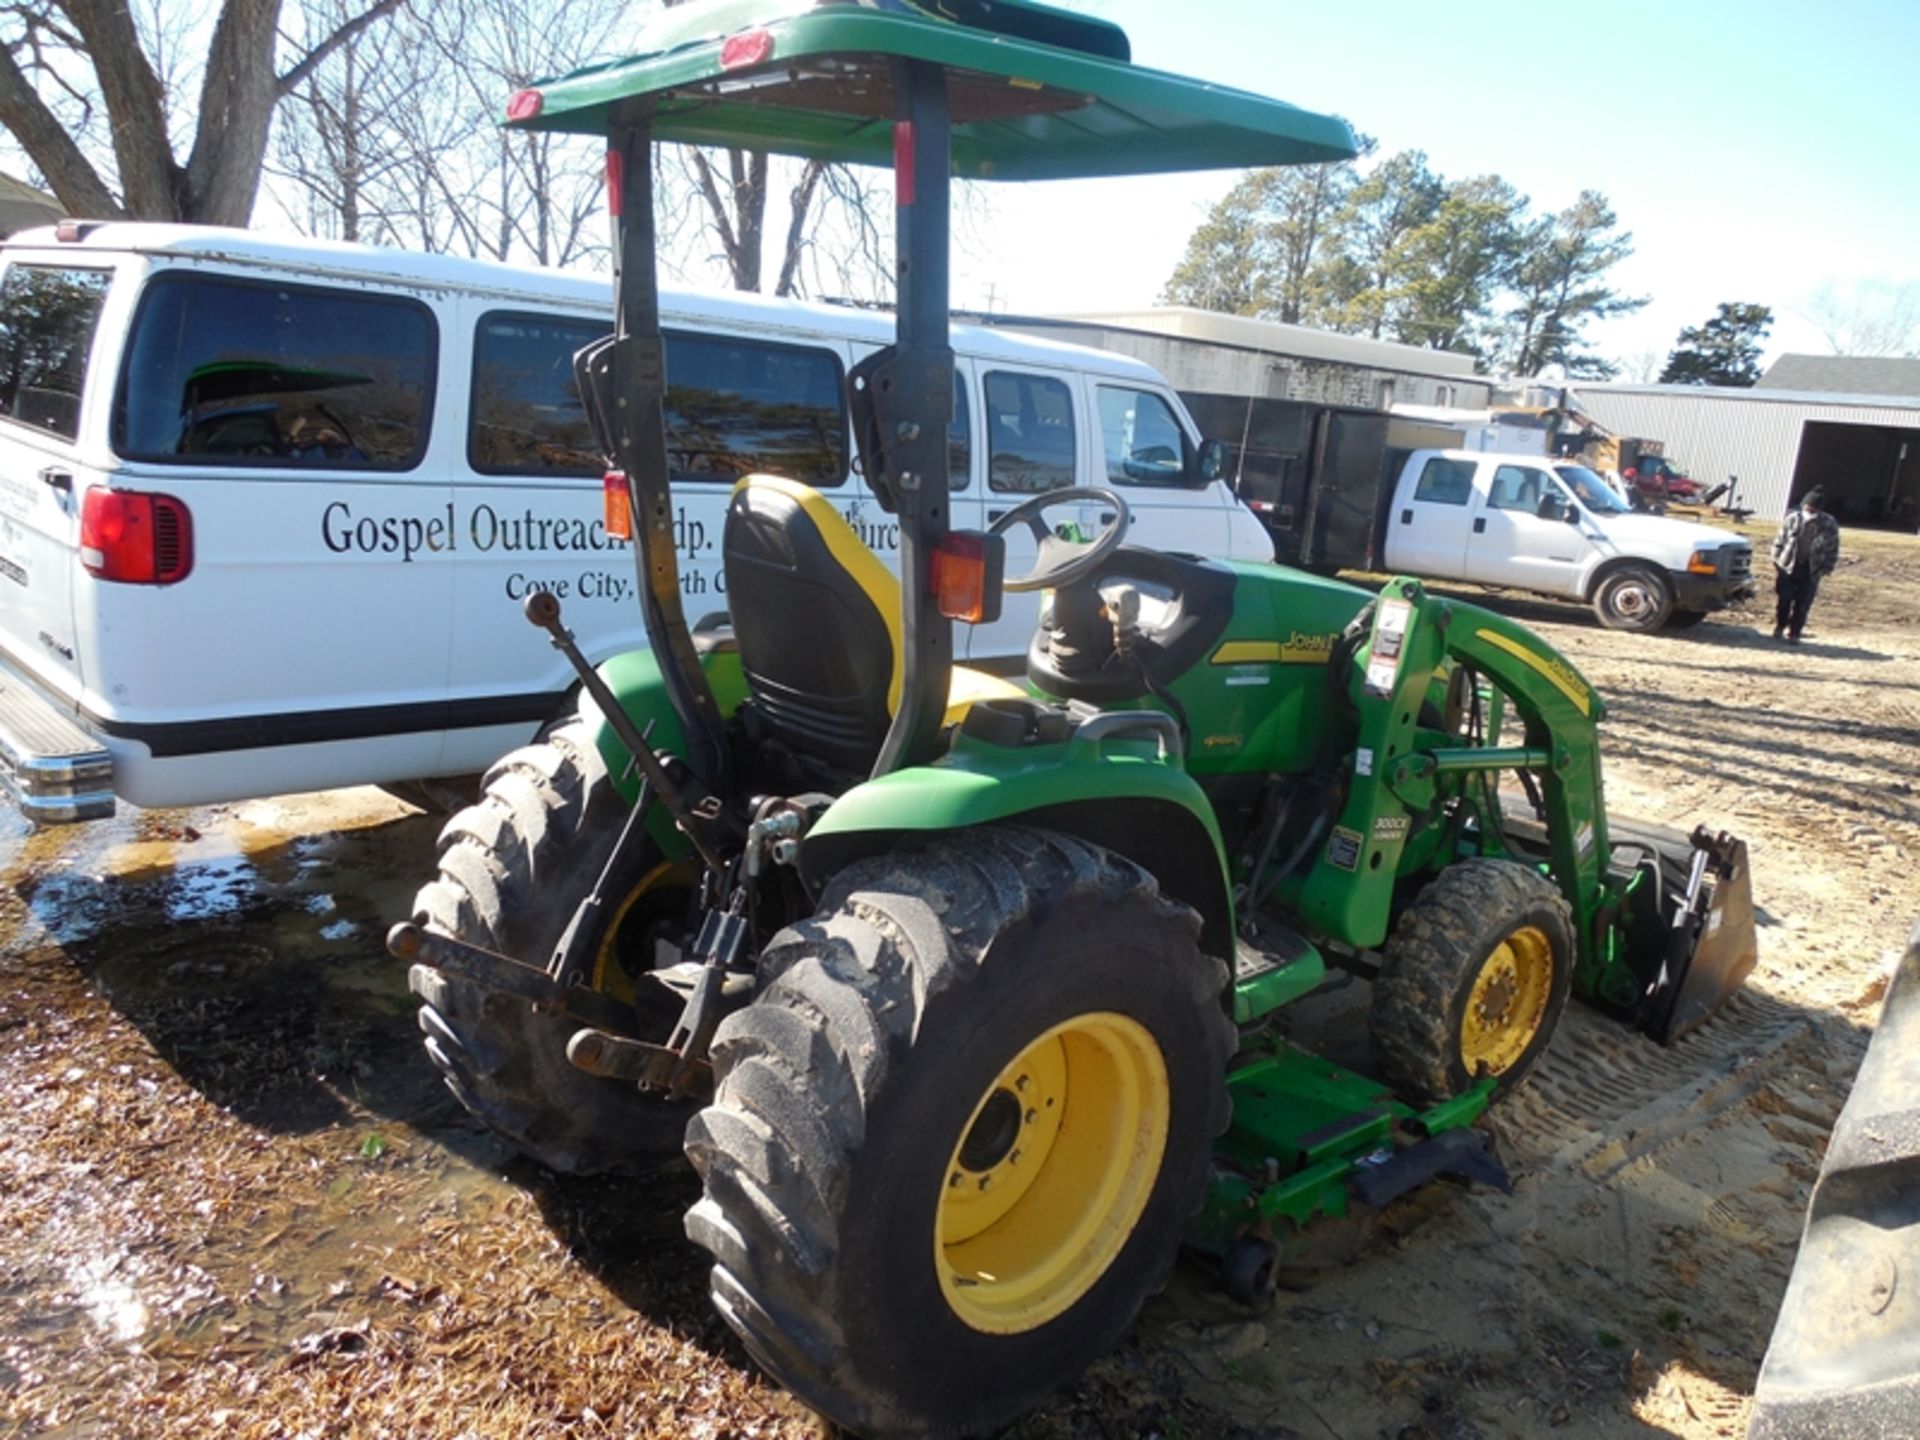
left=3, top=523, right=1916, bottom=1440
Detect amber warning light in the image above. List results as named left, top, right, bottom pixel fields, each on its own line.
left=603, top=471, right=633, bottom=541
left=931, top=531, right=1004, bottom=625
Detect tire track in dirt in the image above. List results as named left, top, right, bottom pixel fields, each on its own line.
left=1495, top=992, right=1815, bottom=1178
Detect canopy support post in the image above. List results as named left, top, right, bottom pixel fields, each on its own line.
left=604, top=119, right=727, bottom=783
left=870, top=59, right=956, bottom=778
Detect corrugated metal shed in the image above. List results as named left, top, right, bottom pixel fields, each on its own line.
left=1060, top=307, right=1484, bottom=378
left=1566, top=383, right=1920, bottom=521
left=978, top=308, right=1493, bottom=411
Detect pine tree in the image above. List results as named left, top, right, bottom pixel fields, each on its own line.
left=1658, top=303, right=1773, bottom=386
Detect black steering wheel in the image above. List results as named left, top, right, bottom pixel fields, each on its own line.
left=986, top=486, right=1130, bottom=592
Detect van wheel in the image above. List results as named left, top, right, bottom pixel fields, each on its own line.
left=1665, top=608, right=1709, bottom=630
left=1592, top=563, right=1674, bottom=632
left=408, top=718, right=699, bottom=1174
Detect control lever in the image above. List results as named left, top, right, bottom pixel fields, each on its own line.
left=522, top=590, right=727, bottom=876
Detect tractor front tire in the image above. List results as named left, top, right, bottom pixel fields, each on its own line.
left=684, top=829, right=1232, bottom=1440
left=1369, top=858, right=1574, bottom=1107
left=408, top=717, right=699, bottom=1174
left=1592, top=563, right=1675, bottom=632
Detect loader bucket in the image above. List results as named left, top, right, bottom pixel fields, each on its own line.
left=1748, top=917, right=1920, bottom=1437
left=1622, top=826, right=1758, bottom=1044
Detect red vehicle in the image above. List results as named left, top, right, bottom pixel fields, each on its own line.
left=1625, top=458, right=1700, bottom=512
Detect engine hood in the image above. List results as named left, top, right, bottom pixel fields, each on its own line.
left=1587, top=511, right=1750, bottom=560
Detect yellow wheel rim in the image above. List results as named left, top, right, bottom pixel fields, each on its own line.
left=588, top=860, right=695, bottom=1006
left=1459, top=924, right=1555, bottom=1076
left=935, top=1012, right=1169, bottom=1335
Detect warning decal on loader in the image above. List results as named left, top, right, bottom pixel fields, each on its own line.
left=1325, top=826, right=1363, bottom=870
left=1364, top=599, right=1413, bottom=698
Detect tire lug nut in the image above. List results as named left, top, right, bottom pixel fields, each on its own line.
left=1024, top=1108, right=1036, bottom=1125
left=978, top=1175, right=991, bottom=1190
left=948, top=1171, right=963, bottom=1189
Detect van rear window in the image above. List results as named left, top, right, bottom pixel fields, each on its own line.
left=113, top=273, right=436, bottom=469
left=470, top=312, right=847, bottom=488
left=0, top=264, right=111, bottom=441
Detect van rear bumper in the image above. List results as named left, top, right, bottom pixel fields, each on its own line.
left=0, top=660, right=114, bottom=823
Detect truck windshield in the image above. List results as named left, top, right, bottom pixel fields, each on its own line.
left=1555, top=464, right=1630, bottom=514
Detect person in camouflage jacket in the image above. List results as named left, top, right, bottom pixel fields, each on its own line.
left=1770, top=487, right=1840, bottom=643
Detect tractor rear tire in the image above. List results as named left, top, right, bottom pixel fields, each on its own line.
left=684, top=828, right=1232, bottom=1440
left=1369, top=858, right=1574, bottom=1107
left=407, top=717, right=699, bottom=1174
left=1592, top=563, right=1675, bottom=632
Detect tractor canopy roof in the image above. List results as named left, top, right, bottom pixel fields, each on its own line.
left=505, top=0, right=1358, bottom=180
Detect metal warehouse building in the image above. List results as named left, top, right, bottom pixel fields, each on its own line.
left=1567, top=380, right=1920, bottom=531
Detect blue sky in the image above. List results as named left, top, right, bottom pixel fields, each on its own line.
left=951, top=0, right=1920, bottom=370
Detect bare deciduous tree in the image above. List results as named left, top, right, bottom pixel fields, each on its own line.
left=667, top=144, right=892, bottom=300
left=0, top=0, right=403, bottom=225
left=1803, top=280, right=1920, bottom=358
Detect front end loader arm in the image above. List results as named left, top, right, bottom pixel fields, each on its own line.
left=1294, top=578, right=1611, bottom=971
left=1292, top=576, right=1752, bottom=1042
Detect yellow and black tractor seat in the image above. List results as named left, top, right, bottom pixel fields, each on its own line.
left=722, top=475, right=1024, bottom=770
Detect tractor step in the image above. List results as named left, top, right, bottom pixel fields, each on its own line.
left=1232, top=920, right=1325, bottom=1023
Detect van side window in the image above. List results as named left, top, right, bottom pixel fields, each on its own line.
left=113, top=273, right=436, bottom=469
left=1413, top=457, right=1475, bottom=505
left=471, top=312, right=604, bottom=475
left=663, top=332, right=846, bottom=487
left=1096, top=385, right=1192, bottom=488
left=0, top=265, right=112, bottom=441
left=949, top=372, right=971, bottom=491
left=1488, top=464, right=1549, bottom=512
left=985, top=370, right=1075, bottom=494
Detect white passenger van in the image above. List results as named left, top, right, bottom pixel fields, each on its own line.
left=0, top=225, right=1271, bottom=821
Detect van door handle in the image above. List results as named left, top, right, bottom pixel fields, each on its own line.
left=39, top=466, right=72, bottom=494
left=1399, top=508, right=1412, bottom=524
left=1473, top=517, right=1486, bottom=533
left=988, top=508, right=1009, bottom=523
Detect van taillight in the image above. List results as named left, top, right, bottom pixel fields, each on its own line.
left=80, top=486, right=194, bottom=584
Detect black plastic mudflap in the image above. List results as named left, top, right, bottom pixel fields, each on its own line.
left=1634, top=827, right=1759, bottom=1045
left=1349, top=1128, right=1512, bottom=1210
left=1748, top=919, right=1920, bottom=1438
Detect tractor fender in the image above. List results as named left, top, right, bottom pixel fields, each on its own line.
left=802, top=745, right=1237, bottom=961
left=576, top=644, right=749, bottom=854
left=1748, top=916, right=1920, bottom=1438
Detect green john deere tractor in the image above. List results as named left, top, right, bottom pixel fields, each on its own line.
left=388, top=4, right=1759, bottom=1435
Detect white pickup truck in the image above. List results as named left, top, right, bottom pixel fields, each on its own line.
left=1383, top=450, right=1756, bottom=630
left=1241, top=424, right=1756, bottom=633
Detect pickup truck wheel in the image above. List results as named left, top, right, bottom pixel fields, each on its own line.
left=1592, top=563, right=1674, bottom=632
left=407, top=717, right=700, bottom=1174
left=1666, top=608, right=1709, bottom=630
